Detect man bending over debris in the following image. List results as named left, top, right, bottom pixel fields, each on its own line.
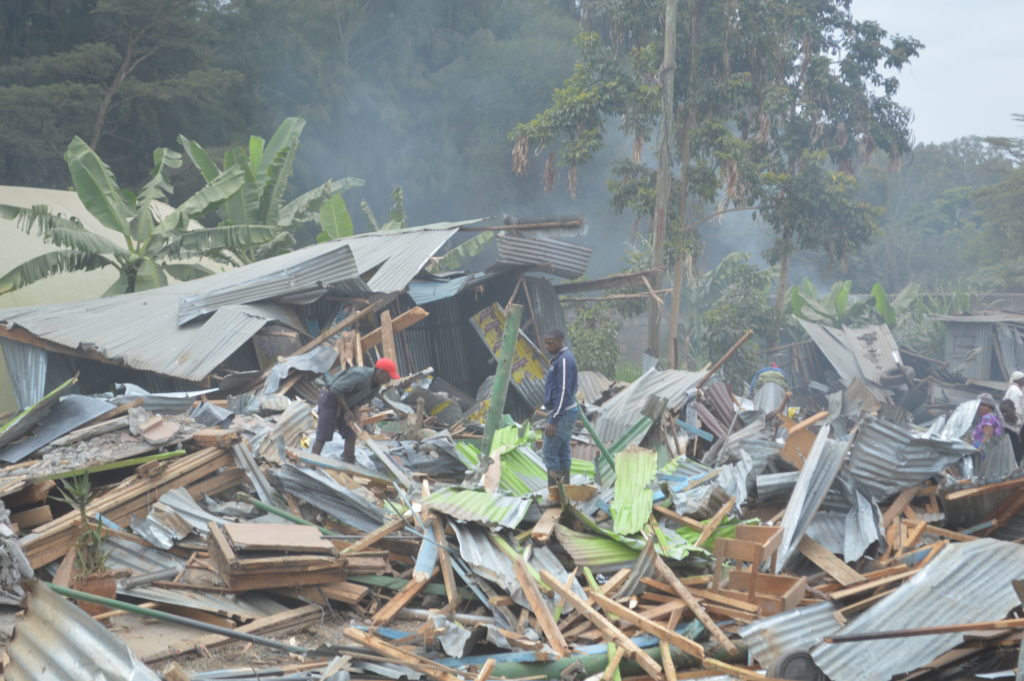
left=312, top=357, right=400, bottom=463
left=539, top=329, right=578, bottom=506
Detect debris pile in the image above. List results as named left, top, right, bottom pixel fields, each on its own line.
left=3, top=226, right=1024, bottom=680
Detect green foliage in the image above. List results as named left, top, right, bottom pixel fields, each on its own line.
left=760, top=156, right=883, bottom=273
left=696, top=255, right=781, bottom=387
left=428, top=232, right=495, bottom=274
left=786, top=278, right=976, bottom=358
left=179, top=118, right=364, bottom=262
left=568, top=304, right=621, bottom=377
left=849, top=138, right=1011, bottom=291
left=53, top=474, right=108, bottom=577
left=0, top=135, right=261, bottom=295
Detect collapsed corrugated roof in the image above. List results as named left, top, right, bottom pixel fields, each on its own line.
left=0, top=224, right=474, bottom=382
left=800, top=320, right=900, bottom=397
left=812, top=539, right=1024, bottom=681
left=495, top=234, right=592, bottom=280
left=6, top=580, right=161, bottom=681
left=594, top=368, right=703, bottom=447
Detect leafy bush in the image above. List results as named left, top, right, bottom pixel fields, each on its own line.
left=568, top=304, right=621, bottom=377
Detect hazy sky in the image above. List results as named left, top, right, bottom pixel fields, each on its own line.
left=851, top=0, right=1024, bottom=144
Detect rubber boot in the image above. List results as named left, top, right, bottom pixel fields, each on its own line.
left=342, top=437, right=356, bottom=465
left=540, top=471, right=560, bottom=508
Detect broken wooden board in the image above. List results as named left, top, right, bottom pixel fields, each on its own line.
left=223, top=522, right=335, bottom=554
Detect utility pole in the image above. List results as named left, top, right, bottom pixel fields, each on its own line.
left=648, top=0, right=679, bottom=360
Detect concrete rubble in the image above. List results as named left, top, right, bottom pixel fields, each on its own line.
left=1, top=225, right=1024, bottom=680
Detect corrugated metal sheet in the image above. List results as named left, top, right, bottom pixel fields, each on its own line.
left=0, top=224, right=471, bottom=383
left=346, top=222, right=475, bottom=293
left=423, top=488, right=532, bottom=529
left=6, top=580, right=161, bottom=681
left=177, top=242, right=363, bottom=324
left=756, top=471, right=799, bottom=499
left=0, top=394, right=114, bottom=463
left=595, top=369, right=703, bottom=448
left=777, top=425, right=849, bottom=570
left=452, top=522, right=520, bottom=596
left=253, top=400, right=312, bottom=461
left=0, top=338, right=45, bottom=409
left=0, top=376, right=75, bottom=448
left=554, top=524, right=640, bottom=570
left=578, top=371, right=613, bottom=404
left=495, top=235, right=591, bottom=280
left=812, top=539, right=1024, bottom=681
left=739, top=601, right=841, bottom=670
left=995, top=324, right=1024, bottom=380
left=523, top=276, right=567, bottom=343
left=944, top=320, right=994, bottom=380
left=610, top=446, right=657, bottom=535
left=800, top=321, right=899, bottom=398
left=270, top=464, right=385, bottom=532
left=847, top=418, right=973, bottom=500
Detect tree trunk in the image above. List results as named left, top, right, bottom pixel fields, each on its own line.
left=667, top=0, right=699, bottom=368
left=775, top=230, right=792, bottom=310
left=647, top=0, right=679, bottom=360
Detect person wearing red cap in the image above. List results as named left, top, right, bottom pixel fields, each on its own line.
left=312, top=357, right=400, bottom=464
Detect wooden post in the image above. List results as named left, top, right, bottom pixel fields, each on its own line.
left=652, top=555, right=738, bottom=655
left=380, top=310, right=397, bottom=361
left=481, top=304, right=524, bottom=458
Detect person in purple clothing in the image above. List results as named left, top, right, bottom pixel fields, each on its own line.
left=972, top=392, right=1004, bottom=449
left=539, top=329, right=578, bottom=507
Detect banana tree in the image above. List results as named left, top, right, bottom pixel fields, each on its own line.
left=0, top=136, right=270, bottom=296
left=179, top=117, right=363, bottom=263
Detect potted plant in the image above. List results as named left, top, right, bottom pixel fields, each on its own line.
left=54, top=474, right=115, bottom=614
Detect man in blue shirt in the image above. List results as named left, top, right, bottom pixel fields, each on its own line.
left=540, top=329, right=578, bottom=505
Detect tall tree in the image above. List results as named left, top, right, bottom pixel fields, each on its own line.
left=0, top=0, right=242, bottom=187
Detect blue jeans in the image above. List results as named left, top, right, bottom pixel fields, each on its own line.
left=541, top=409, right=577, bottom=476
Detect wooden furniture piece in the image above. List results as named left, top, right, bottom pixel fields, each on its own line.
left=711, top=525, right=803, bottom=615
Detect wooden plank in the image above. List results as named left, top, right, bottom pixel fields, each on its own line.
left=826, top=618, right=1024, bottom=643
left=343, top=626, right=463, bottom=681
left=944, top=476, right=1024, bottom=501
left=883, top=484, right=922, bottom=527
left=10, top=505, right=52, bottom=530
left=695, top=497, right=735, bottom=547
left=474, top=659, right=496, bottom=681
left=341, top=514, right=409, bottom=555
left=24, top=447, right=234, bottom=568
left=380, top=310, right=397, bottom=361
left=652, top=554, right=738, bottom=655
left=191, top=428, right=241, bottom=449
left=652, top=504, right=705, bottom=532
left=538, top=570, right=663, bottom=679
left=513, top=557, right=569, bottom=656
left=797, top=536, right=863, bottom=586
left=687, top=588, right=761, bottom=614
left=432, top=515, right=460, bottom=608
left=143, top=605, right=323, bottom=663
left=531, top=507, right=562, bottom=544
left=922, top=524, right=979, bottom=542
left=318, top=581, right=370, bottom=605
left=372, top=567, right=436, bottom=626
left=224, top=522, right=334, bottom=554
left=2, top=479, right=55, bottom=507
left=590, top=590, right=704, bottom=658
left=829, top=567, right=921, bottom=600
left=601, top=644, right=626, bottom=681
left=360, top=307, right=429, bottom=350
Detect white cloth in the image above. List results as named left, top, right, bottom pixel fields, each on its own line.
left=1005, top=383, right=1024, bottom=422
